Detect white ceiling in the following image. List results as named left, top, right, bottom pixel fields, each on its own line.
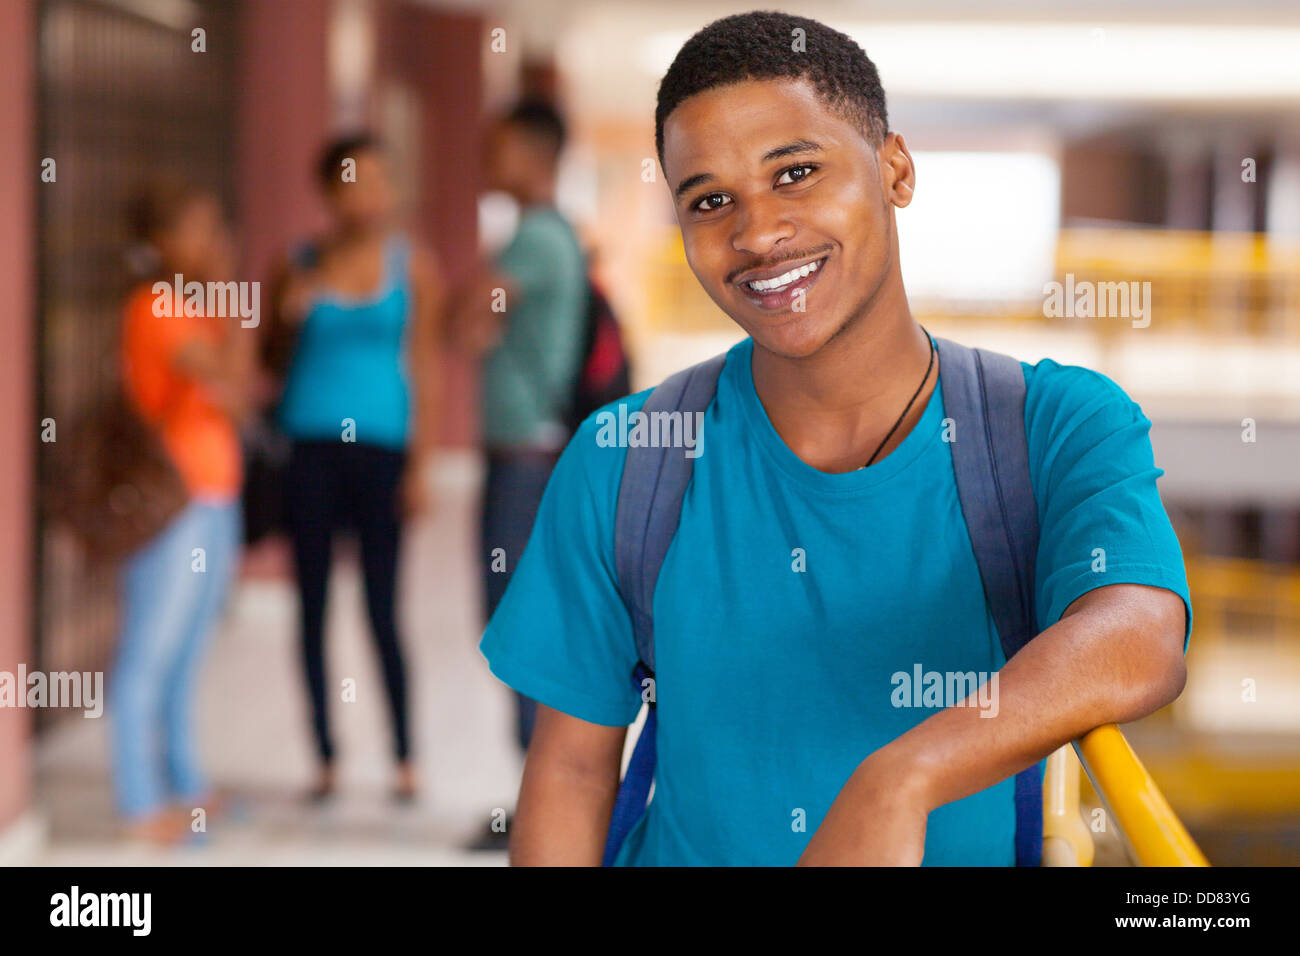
left=410, top=0, right=1300, bottom=142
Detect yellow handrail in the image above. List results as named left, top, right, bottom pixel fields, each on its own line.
left=1073, top=724, right=1210, bottom=867
left=641, top=226, right=1300, bottom=340
left=1042, top=745, right=1095, bottom=866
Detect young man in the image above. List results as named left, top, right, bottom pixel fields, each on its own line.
left=452, top=101, right=590, bottom=764
left=480, top=12, right=1192, bottom=866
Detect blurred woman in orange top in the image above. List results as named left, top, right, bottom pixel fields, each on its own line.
left=111, top=180, right=253, bottom=843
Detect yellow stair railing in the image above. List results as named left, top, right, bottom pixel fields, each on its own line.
left=1041, top=725, right=1210, bottom=867
left=1042, top=744, right=1094, bottom=866
left=640, top=226, right=1300, bottom=341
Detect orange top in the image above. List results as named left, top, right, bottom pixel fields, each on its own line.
left=121, top=282, right=242, bottom=501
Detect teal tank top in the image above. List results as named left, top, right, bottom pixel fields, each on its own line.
left=278, top=235, right=413, bottom=450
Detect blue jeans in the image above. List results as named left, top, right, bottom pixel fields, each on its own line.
left=481, top=449, right=561, bottom=752
left=110, top=499, right=241, bottom=819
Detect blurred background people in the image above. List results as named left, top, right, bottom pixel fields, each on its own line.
left=267, top=133, right=444, bottom=804
left=11, top=0, right=1300, bottom=867
left=111, top=180, right=252, bottom=843
left=448, top=100, right=589, bottom=846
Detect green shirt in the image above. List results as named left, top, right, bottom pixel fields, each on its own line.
left=482, top=206, right=588, bottom=447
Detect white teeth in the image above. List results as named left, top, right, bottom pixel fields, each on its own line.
left=746, top=258, right=821, bottom=293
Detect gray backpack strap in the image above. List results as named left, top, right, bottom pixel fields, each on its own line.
left=934, top=336, right=1042, bottom=867
left=613, top=354, right=727, bottom=674
left=604, top=352, right=725, bottom=866
left=934, top=336, right=1039, bottom=658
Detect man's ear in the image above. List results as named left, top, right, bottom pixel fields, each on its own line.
left=880, top=131, right=916, bottom=209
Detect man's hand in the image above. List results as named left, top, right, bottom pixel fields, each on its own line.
left=797, top=752, right=929, bottom=866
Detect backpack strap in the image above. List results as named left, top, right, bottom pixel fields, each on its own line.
left=613, top=354, right=727, bottom=672
left=602, top=353, right=726, bottom=866
left=934, top=336, right=1043, bottom=867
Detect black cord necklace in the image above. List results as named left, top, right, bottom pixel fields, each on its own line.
left=862, top=327, right=935, bottom=468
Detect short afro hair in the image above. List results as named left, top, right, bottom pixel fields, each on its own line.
left=501, top=99, right=567, bottom=161
left=655, top=11, right=888, bottom=167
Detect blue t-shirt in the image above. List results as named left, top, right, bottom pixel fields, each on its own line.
left=479, top=334, right=1193, bottom=866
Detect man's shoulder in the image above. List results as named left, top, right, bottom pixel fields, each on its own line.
left=516, top=206, right=581, bottom=250
left=1020, top=354, right=1141, bottom=430
left=566, top=387, right=654, bottom=469
left=500, top=208, right=585, bottom=289
left=1017, top=354, right=1150, bottom=491
left=560, top=343, right=748, bottom=497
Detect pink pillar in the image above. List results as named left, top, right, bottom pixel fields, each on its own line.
left=383, top=4, right=483, bottom=449
left=236, top=0, right=331, bottom=285
left=0, top=0, right=35, bottom=835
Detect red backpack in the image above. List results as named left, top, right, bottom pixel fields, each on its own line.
left=565, top=277, right=632, bottom=432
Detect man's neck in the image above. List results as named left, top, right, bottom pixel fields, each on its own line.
left=750, top=278, right=936, bottom=474
left=513, top=183, right=556, bottom=209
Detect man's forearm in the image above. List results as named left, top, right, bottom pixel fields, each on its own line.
left=511, top=753, right=620, bottom=866
left=798, top=584, right=1186, bottom=864
left=869, top=583, right=1187, bottom=816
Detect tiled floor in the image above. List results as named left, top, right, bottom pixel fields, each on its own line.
left=33, top=452, right=517, bottom=866
left=27, top=436, right=1300, bottom=867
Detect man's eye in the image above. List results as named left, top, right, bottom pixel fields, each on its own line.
left=694, top=193, right=731, bottom=213
left=775, top=164, right=817, bottom=186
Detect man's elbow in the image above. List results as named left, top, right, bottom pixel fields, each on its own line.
left=1127, top=600, right=1188, bottom=716
left=1136, top=646, right=1186, bottom=716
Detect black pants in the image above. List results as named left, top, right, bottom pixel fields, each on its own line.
left=287, top=439, right=411, bottom=764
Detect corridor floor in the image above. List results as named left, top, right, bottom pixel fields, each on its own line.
left=33, top=453, right=518, bottom=866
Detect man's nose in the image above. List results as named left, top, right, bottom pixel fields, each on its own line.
left=731, top=197, right=796, bottom=257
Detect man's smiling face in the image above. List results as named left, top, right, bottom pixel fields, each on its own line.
left=662, top=77, right=911, bottom=359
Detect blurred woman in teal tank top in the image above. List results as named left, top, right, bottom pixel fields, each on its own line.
left=268, top=133, right=444, bottom=803
left=277, top=234, right=415, bottom=448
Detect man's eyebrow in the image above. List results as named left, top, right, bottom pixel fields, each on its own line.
left=672, top=141, right=824, bottom=203
left=673, top=172, right=714, bottom=203
left=763, top=139, right=823, bottom=162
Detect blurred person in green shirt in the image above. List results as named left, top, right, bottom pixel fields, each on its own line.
left=450, top=101, right=589, bottom=848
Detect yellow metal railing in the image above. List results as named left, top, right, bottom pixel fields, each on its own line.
left=641, top=227, right=1300, bottom=341
left=1042, top=726, right=1210, bottom=867
left=1042, top=745, right=1094, bottom=866
left=1185, top=555, right=1300, bottom=649
left=1054, top=228, right=1300, bottom=340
